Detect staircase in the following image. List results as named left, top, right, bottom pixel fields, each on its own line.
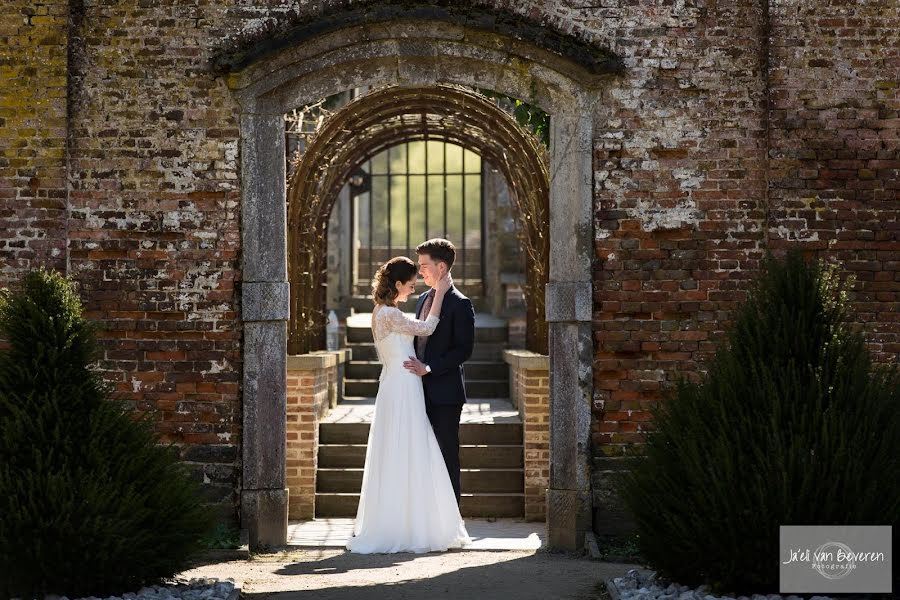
left=315, top=311, right=524, bottom=518
left=341, top=312, right=510, bottom=399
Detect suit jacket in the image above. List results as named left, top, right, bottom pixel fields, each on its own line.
left=414, top=285, right=475, bottom=405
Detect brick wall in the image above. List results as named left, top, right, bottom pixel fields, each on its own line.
left=0, top=0, right=70, bottom=287
left=767, top=0, right=899, bottom=364
left=585, top=0, right=898, bottom=533
left=286, top=368, right=328, bottom=520
left=589, top=0, right=770, bottom=459
left=286, top=350, right=346, bottom=520
left=1, top=0, right=896, bottom=529
left=505, top=350, right=549, bottom=522
left=63, top=1, right=245, bottom=520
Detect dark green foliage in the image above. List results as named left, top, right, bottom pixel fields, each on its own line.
left=596, top=533, right=644, bottom=563
left=200, top=523, right=242, bottom=550
left=0, top=269, right=214, bottom=600
left=617, top=251, right=900, bottom=595
left=478, top=88, right=550, bottom=147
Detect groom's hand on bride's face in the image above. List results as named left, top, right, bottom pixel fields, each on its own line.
left=404, top=356, right=428, bottom=376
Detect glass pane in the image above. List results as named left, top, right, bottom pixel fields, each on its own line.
left=389, top=175, right=408, bottom=251
left=370, top=149, right=389, bottom=174
left=445, top=175, right=463, bottom=245
left=463, top=147, right=481, bottom=174
left=427, top=175, right=445, bottom=238
left=407, top=140, right=426, bottom=174
left=445, top=143, right=463, bottom=174
left=371, top=176, right=389, bottom=247
left=408, top=175, right=427, bottom=246
left=426, top=140, right=443, bottom=173
left=465, top=174, right=482, bottom=249
left=389, top=143, right=407, bottom=174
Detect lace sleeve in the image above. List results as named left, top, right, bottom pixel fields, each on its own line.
left=381, top=306, right=439, bottom=337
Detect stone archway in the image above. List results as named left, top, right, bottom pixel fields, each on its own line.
left=216, top=8, right=620, bottom=551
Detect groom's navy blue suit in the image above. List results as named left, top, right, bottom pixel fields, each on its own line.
left=415, top=285, right=475, bottom=504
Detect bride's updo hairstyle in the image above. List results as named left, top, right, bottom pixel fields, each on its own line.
left=372, top=256, right=418, bottom=305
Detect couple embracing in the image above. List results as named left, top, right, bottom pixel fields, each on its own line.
left=346, top=238, right=475, bottom=554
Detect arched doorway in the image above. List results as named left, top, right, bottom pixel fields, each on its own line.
left=285, top=85, right=549, bottom=357
left=216, top=8, right=620, bottom=551
left=284, top=84, right=551, bottom=530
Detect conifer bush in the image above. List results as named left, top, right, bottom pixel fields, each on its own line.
left=0, top=269, right=214, bottom=599
left=618, top=251, right=900, bottom=595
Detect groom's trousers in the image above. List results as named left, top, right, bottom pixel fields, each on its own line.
left=425, top=402, right=463, bottom=505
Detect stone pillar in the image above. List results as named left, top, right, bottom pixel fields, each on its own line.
left=504, top=349, right=550, bottom=522
left=240, top=111, right=290, bottom=550
left=546, top=107, right=594, bottom=551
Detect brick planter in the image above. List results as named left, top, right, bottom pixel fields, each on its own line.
left=504, top=349, right=549, bottom=522
left=286, top=349, right=349, bottom=520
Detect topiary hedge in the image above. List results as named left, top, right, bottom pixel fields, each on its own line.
left=0, top=268, right=214, bottom=599
left=617, top=251, right=900, bottom=595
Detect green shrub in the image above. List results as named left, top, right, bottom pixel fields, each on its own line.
left=0, top=268, right=214, bottom=599
left=617, top=251, right=900, bottom=595
left=200, top=523, right=242, bottom=550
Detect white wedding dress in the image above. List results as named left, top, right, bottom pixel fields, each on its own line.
left=346, top=304, right=472, bottom=554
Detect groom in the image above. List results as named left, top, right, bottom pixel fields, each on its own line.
left=403, top=238, right=475, bottom=505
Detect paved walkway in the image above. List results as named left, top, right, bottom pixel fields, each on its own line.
left=288, top=518, right=544, bottom=550
left=180, top=548, right=639, bottom=600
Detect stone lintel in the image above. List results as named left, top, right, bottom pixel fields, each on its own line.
left=545, top=281, right=592, bottom=322
left=287, top=348, right=351, bottom=371
left=241, top=488, right=289, bottom=551
left=242, top=281, right=290, bottom=322
left=213, top=4, right=623, bottom=78
left=503, top=349, right=550, bottom=371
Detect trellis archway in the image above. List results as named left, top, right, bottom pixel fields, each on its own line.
left=216, top=5, right=622, bottom=552
left=286, top=84, right=550, bottom=356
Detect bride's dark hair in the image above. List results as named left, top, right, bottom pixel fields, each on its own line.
left=372, top=256, right=418, bottom=305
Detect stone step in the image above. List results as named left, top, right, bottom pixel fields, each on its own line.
left=346, top=360, right=509, bottom=381
left=344, top=379, right=508, bottom=398
left=319, top=421, right=523, bottom=445
left=318, top=444, right=523, bottom=469
left=315, top=492, right=524, bottom=518
left=347, top=324, right=507, bottom=344
left=316, top=468, right=524, bottom=494
left=347, top=342, right=507, bottom=362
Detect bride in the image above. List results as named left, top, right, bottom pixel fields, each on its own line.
left=346, top=256, right=472, bottom=554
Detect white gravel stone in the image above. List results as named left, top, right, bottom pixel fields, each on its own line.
left=66, top=579, right=235, bottom=600
left=610, top=571, right=852, bottom=600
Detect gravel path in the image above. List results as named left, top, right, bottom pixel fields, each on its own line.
left=178, top=548, right=640, bottom=600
